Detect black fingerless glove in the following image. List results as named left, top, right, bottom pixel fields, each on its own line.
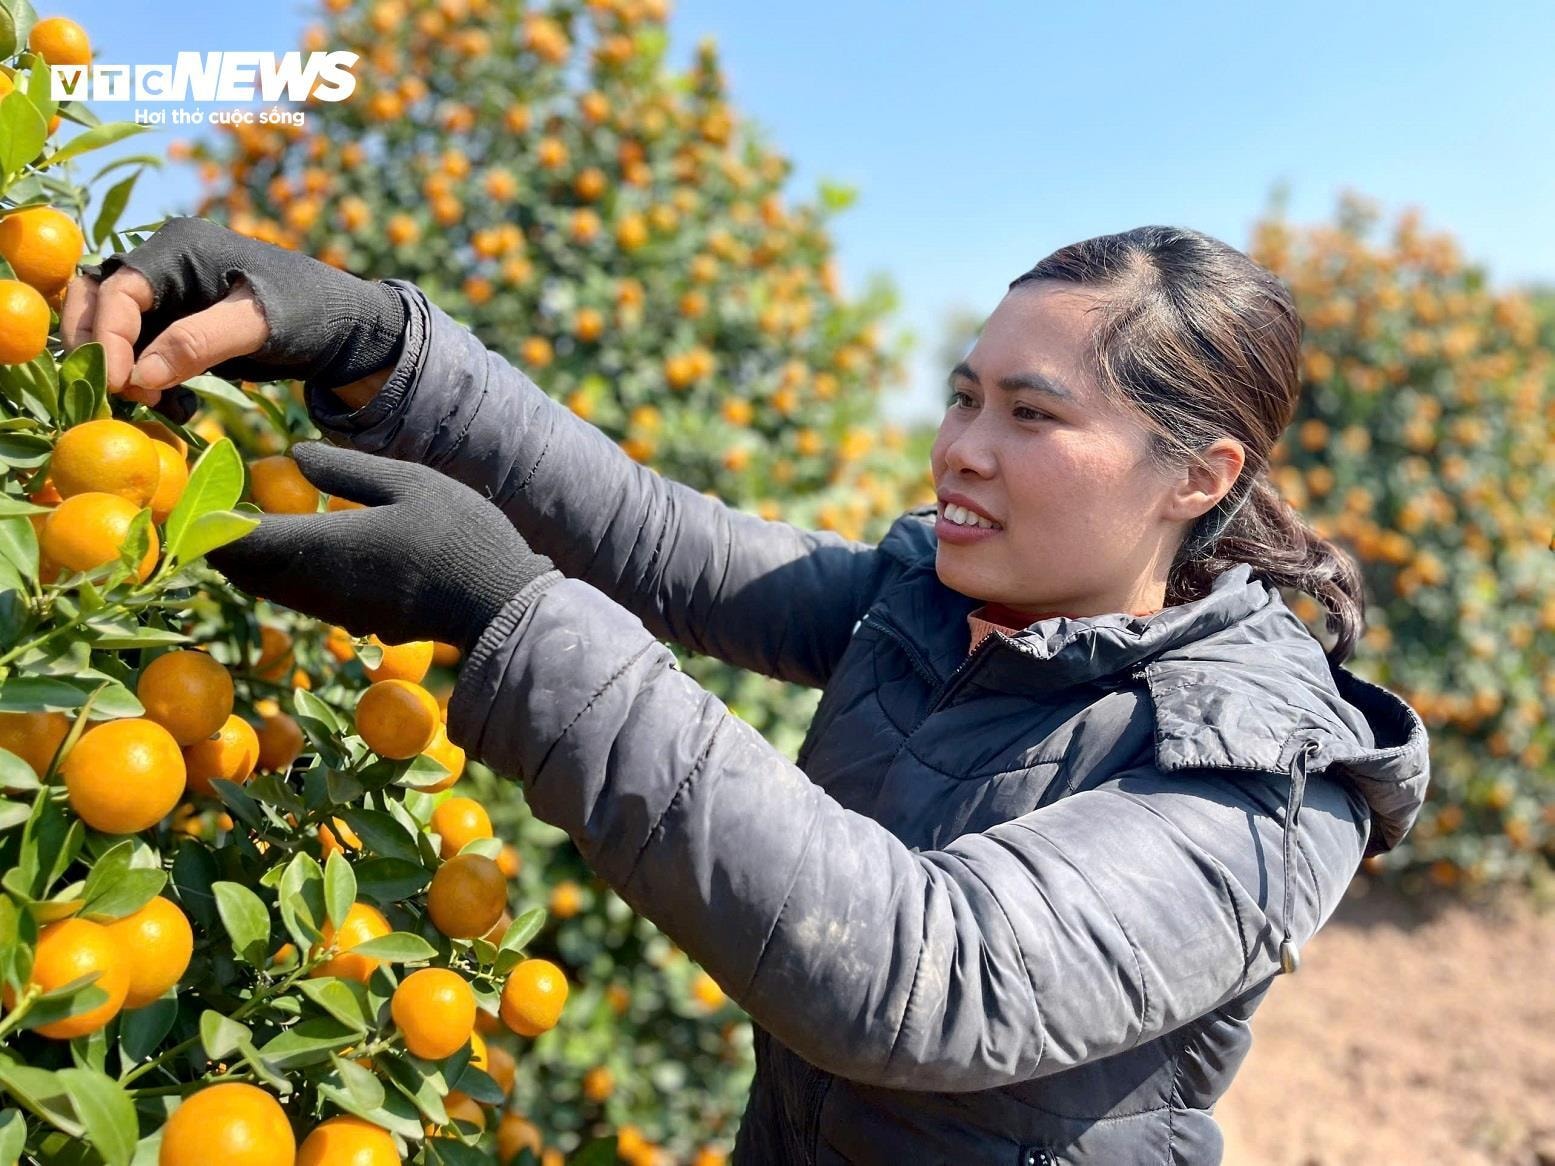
left=82, top=216, right=407, bottom=393
left=206, top=442, right=556, bottom=656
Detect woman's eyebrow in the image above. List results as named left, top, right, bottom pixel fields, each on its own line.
left=949, top=361, right=1077, bottom=404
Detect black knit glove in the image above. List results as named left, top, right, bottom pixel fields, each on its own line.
left=80, top=217, right=407, bottom=393
left=206, top=442, right=556, bottom=656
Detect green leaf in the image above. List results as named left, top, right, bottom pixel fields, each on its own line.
left=397, top=752, right=461, bottom=790
left=292, top=687, right=346, bottom=735
left=180, top=374, right=261, bottom=410
left=323, top=850, right=357, bottom=933
left=35, top=121, right=147, bottom=170
left=208, top=775, right=265, bottom=832
left=91, top=173, right=140, bottom=250
left=278, top=851, right=326, bottom=952
left=163, top=438, right=244, bottom=563
left=351, top=858, right=431, bottom=905
left=375, top=1050, right=448, bottom=1126
left=8, top=792, right=82, bottom=900
left=0, top=92, right=46, bottom=184
left=171, top=509, right=259, bottom=566
left=82, top=621, right=190, bottom=650
left=0, top=896, right=27, bottom=998
left=22, top=971, right=112, bottom=1035
left=294, top=977, right=369, bottom=1031
left=198, top=1011, right=252, bottom=1061
left=447, top=1061, right=503, bottom=1106
left=255, top=1015, right=362, bottom=1070
left=55, top=1068, right=136, bottom=1166
left=498, top=907, right=545, bottom=956
left=211, top=881, right=271, bottom=966
left=344, top=932, right=436, bottom=963
left=80, top=843, right=165, bottom=920
left=83, top=677, right=142, bottom=719
left=233, top=1039, right=291, bottom=1093
left=110, top=508, right=154, bottom=586
left=0, top=1050, right=83, bottom=1137
left=23, top=55, right=58, bottom=121
left=459, top=836, right=502, bottom=861
left=8, top=634, right=89, bottom=678
left=0, top=1110, right=26, bottom=1166
left=78, top=839, right=132, bottom=894
left=0, top=797, right=33, bottom=830
left=57, top=343, right=107, bottom=399
left=169, top=840, right=220, bottom=932
left=0, top=3, right=16, bottom=61
left=243, top=772, right=305, bottom=815
left=88, top=154, right=163, bottom=185
left=118, top=994, right=179, bottom=1065
left=0, top=748, right=39, bottom=793
left=0, top=515, right=39, bottom=587
left=0, top=432, right=50, bottom=470
left=336, top=808, right=421, bottom=864
left=428, top=1139, right=494, bottom=1166
left=329, top=1053, right=385, bottom=1109
left=0, top=496, right=48, bottom=517
left=0, top=676, right=140, bottom=716
left=315, top=1069, right=422, bottom=1140
left=0, top=362, right=53, bottom=423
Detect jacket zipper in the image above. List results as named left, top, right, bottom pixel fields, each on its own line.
left=857, top=610, right=941, bottom=689
left=859, top=610, right=1004, bottom=719
left=863, top=612, right=1154, bottom=716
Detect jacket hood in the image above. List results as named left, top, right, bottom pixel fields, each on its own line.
left=883, top=508, right=1431, bottom=863
left=1022, top=559, right=1431, bottom=861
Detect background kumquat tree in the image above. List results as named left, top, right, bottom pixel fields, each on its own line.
left=1249, top=189, right=1555, bottom=897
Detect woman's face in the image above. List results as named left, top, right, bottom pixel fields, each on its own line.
left=929, top=280, right=1237, bottom=618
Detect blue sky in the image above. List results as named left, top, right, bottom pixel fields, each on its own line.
left=66, top=0, right=1555, bottom=423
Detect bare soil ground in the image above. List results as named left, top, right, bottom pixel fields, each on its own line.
left=1216, top=875, right=1555, bottom=1165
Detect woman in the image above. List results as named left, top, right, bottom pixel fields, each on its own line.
left=64, top=219, right=1429, bottom=1164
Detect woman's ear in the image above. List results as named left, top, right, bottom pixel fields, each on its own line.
left=1170, top=438, right=1246, bottom=524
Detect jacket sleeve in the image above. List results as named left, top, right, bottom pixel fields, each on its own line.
left=304, top=279, right=899, bottom=690
left=447, top=569, right=1373, bottom=1094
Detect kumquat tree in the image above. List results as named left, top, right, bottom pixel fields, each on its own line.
left=0, top=4, right=643, bottom=1163
left=1250, top=189, right=1555, bottom=898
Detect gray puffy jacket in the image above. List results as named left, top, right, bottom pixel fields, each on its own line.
left=308, top=281, right=1432, bottom=1165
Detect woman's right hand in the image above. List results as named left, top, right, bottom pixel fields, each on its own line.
left=59, top=216, right=407, bottom=408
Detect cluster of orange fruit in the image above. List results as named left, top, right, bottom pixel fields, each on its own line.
left=0, top=16, right=94, bottom=363
left=156, top=1080, right=563, bottom=1166
left=28, top=417, right=186, bottom=584
left=5, top=920, right=571, bottom=1158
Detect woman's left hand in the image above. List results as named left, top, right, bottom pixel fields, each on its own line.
left=206, top=441, right=555, bottom=656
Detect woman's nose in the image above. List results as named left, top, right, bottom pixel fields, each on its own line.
left=940, top=422, right=996, bottom=476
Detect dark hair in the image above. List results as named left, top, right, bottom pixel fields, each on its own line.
left=1009, top=225, right=1366, bottom=665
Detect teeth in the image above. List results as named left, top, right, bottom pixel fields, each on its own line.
left=943, top=503, right=1000, bottom=530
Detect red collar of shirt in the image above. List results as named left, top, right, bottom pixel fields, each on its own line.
left=967, top=601, right=1161, bottom=655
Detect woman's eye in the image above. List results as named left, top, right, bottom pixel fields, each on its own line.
left=946, top=391, right=1049, bottom=423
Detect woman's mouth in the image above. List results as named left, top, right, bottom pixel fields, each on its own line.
left=936, top=503, right=1003, bottom=543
